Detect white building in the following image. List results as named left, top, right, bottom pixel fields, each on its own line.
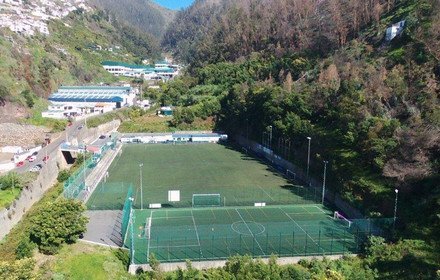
left=42, top=86, right=135, bottom=119
left=385, top=20, right=406, bottom=41
left=102, top=61, right=180, bottom=80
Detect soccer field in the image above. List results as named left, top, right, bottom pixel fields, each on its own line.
left=126, top=204, right=361, bottom=264
left=86, top=143, right=320, bottom=210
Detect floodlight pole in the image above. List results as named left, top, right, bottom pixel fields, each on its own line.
left=306, top=137, right=312, bottom=178
left=84, top=98, right=88, bottom=129
left=139, top=163, right=144, bottom=210
left=322, top=161, right=328, bottom=205
left=269, top=125, right=273, bottom=150
left=393, top=189, right=399, bottom=230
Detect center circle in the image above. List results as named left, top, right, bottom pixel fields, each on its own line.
left=231, top=221, right=265, bottom=236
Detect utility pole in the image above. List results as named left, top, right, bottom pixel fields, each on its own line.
left=139, top=163, right=144, bottom=210
left=322, top=161, right=328, bottom=205
left=306, top=137, right=312, bottom=178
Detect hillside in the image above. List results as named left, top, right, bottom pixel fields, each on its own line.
left=160, top=0, right=439, bottom=277
left=89, top=0, right=176, bottom=40
left=0, top=8, right=159, bottom=123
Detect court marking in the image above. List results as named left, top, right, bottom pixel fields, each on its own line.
left=191, top=210, right=203, bottom=258
left=235, top=209, right=265, bottom=255
left=279, top=207, right=324, bottom=253
left=231, top=221, right=266, bottom=236
left=146, top=211, right=153, bottom=258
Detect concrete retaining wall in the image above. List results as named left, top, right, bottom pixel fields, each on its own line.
left=0, top=148, right=62, bottom=239
left=0, top=120, right=121, bottom=240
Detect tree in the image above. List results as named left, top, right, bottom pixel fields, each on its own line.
left=30, top=199, right=88, bottom=254
left=0, top=172, right=23, bottom=191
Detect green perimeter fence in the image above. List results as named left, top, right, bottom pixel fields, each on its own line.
left=63, top=133, right=118, bottom=200
left=126, top=209, right=394, bottom=264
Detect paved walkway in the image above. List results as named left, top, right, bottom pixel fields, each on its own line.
left=81, top=143, right=122, bottom=202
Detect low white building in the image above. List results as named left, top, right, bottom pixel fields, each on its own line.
left=385, top=20, right=406, bottom=41
left=42, top=85, right=135, bottom=119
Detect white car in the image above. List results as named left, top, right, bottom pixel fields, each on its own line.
left=30, top=164, right=42, bottom=172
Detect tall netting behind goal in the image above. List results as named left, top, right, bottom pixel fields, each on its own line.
left=192, top=193, right=222, bottom=207
left=121, top=187, right=133, bottom=242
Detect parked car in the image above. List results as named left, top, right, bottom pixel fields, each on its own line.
left=30, top=164, right=42, bottom=172
left=28, top=155, right=37, bottom=162
left=78, top=125, right=84, bottom=130
left=43, top=156, right=49, bottom=163
left=32, top=151, right=38, bottom=156
left=99, top=135, right=106, bottom=139
left=16, top=161, right=24, bottom=167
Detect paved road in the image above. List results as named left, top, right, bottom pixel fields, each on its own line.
left=15, top=120, right=85, bottom=173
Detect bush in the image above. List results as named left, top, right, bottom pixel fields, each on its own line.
left=30, top=199, right=88, bottom=255
left=15, top=235, right=35, bottom=259
left=57, top=170, right=71, bottom=183
left=0, top=172, right=23, bottom=190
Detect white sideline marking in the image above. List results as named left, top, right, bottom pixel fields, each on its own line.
left=235, top=209, right=265, bottom=255
left=191, top=210, right=203, bottom=257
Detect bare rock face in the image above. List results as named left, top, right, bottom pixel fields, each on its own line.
left=0, top=123, right=49, bottom=148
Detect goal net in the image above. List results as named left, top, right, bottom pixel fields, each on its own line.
left=144, top=217, right=152, bottom=239
left=334, top=211, right=352, bottom=228
left=192, top=193, right=222, bottom=207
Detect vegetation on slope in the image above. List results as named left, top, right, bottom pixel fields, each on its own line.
left=158, top=0, right=440, bottom=277
left=0, top=8, right=158, bottom=124
left=90, top=0, right=175, bottom=40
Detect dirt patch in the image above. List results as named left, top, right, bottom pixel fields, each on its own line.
left=0, top=101, right=28, bottom=123
left=0, top=123, right=49, bottom=148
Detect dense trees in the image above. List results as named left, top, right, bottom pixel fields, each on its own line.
left=163, top=0, right=398, bottom=66
left=157, top=3, right=440, bottom=277
left=29, top=199, right=88, bottom=254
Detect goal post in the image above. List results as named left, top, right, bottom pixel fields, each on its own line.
left=192, top=193, right=222, bottom=207
left=144, top=216, right=152, bottom=239
left=334, top=211, right=352, bottom=228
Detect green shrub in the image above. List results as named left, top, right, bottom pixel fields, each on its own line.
left=57, top=170, right=71, bottom=183
left=30, top=199, right=88, bottom=255
left=15, top=235, right=35, bottom=260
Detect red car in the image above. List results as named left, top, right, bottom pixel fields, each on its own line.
left=43, top=156, right=49, bottom=163
left=16, top=161, right=25, bottom=167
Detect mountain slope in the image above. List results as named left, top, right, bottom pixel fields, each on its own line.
left=159, top=2, right=439, bottom=276
left=0, top=8, right=158, bottom=123
left=89, top=0, right=175, bottom=39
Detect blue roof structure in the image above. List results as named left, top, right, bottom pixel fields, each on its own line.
left=48, top=86, right=131, bottom=103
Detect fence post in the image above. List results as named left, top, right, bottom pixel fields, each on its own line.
left=266, top=232, right=269, bottom=253
left=212, top=235, right=214, bottom=258
left=318, top=227, right=321, bottom=247
left=304, top=235, right=308, bottom=256
left=279, top=233, right=282, bottom=255
left=292, top=231, right=295, bottom=256
left=330, top=229, right=334, bottom=254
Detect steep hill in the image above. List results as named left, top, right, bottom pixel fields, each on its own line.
left=89, top=0, right=176, bottom=40
left=160, top=1, right=439, bottom=276
left=0, top=8, right=159, bottom=123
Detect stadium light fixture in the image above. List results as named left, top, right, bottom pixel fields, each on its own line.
left=306, top=137, right=312, bottom=178
left=322, top=160, right=328, bottom=205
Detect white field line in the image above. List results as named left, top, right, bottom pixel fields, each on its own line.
left=279, top=207, right=324, bottom=253
left=191, top=210, right=203, bottom=257
left=235, top=209, right=265, bottom=255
